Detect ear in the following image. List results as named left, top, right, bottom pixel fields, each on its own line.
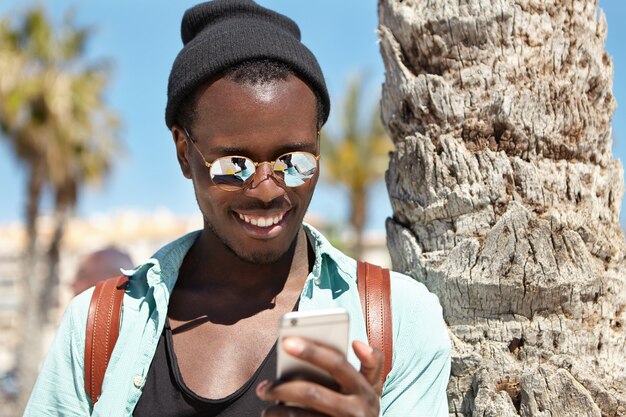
left=171, top=126, right=192, bottom=179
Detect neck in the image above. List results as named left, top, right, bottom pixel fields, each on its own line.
left=178, top=226, right=312, bottom=298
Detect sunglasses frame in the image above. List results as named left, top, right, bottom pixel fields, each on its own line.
left=183, top=127, right=320, bottom=191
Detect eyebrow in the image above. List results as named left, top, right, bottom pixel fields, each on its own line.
left=210, top=141, right=317, bottom=157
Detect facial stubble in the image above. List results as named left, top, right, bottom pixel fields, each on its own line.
left=199, top=203, right=301, bottom=265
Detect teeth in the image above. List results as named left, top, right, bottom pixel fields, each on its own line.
left=238, top=212, right=284, bottom=228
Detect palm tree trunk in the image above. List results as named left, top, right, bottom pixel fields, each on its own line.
left=24, top=161, right=42, bottom=273
left=40, top=184, right=75, bottom=324
left=40, top=208, right=66, bottom=322
left=351, top=187, right=367, bottom=259
left=379, top=0, right=625, bottom=416
left=15, top=162, right=45, bottom=412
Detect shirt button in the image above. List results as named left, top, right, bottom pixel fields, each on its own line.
left=314, top=278, right=321, bottom=285
left=133, top=375, right=144, bottom=388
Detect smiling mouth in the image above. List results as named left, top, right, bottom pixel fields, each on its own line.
left=237, top=212, right=286, bottom=228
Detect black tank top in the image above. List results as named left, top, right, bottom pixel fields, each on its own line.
left=133, top=319, right=275, bottom=416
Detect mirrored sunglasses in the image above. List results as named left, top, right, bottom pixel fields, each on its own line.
left=207, top=152, right=319, bottom=191
left=184, top=128, right=319, bottom=191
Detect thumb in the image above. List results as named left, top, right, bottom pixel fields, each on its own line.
left=353, top=340, right=383, bottom=394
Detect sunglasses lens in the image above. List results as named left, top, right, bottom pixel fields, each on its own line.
left=274, top=152, right=317, bottom=187
left=209, top=156, right=256, bottom=190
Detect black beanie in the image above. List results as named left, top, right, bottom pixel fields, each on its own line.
left=165, top=0, right=330, bottom=129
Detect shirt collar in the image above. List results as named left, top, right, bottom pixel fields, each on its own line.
left=121, top=230, right=201, bottom=293
left=122, top=223, right=353, bottom=294
left=302, top=223, right=355, bottom=302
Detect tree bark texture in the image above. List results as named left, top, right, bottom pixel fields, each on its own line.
left=378, top=0, right=625, bottom=416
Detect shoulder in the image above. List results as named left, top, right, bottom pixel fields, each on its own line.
left=24, top=290, right=95, bottom=415
left=388, top=270, right=444, bottom=323
left=64, top=287, right=96, bottom=339
left=388, top=270, right=450, bottom=351
left=382, top=272, right=451, bottom=416
left=66, top=269, right=151, bottom=333
left=304, top=222, right=449, bottom=346
left=59, top=279, right=127, bottom=349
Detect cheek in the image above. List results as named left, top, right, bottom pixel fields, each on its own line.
left=191, top=179, right=224, bottom=213
left=303, top=171, right=319, bottom=198
left=309, top=171, right=320, bottom=190
left=291, top=182, right=316, bottom=211
left=189, top=159, right=215, bottom=196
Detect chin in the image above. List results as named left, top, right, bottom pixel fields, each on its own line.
left=205, top=216, right=299, bottom=265
left=232, top=248, right=288, bottom=265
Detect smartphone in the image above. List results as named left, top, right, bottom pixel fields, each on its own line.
left=277, top=308, right=349, bottom=390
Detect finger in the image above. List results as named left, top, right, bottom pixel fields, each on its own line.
left=260, top=379, right=360, bottom=417
left=352, top=340, right=384, bottom=394
left=281, top=336, right=367, bottom=393
left=257, top=379, right=272, bottom=399
left=262, top=404, right=328, bottom=417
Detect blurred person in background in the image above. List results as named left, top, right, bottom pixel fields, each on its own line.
left=72, top=247, right=134, bottom=295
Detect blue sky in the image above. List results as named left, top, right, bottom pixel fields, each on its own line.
left=0, top=1, right=624, bottom=232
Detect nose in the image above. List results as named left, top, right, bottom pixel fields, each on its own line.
left=245, top=163, right=286, bottom=203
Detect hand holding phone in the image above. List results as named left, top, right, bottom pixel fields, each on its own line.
left=276, top=308, right=349, bottom=390
left=258, top=315, right=383, bottom=416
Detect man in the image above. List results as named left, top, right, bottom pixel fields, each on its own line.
left=25, top=1, right=451, bottom=416
left=72, top=247, right=134, bottom=295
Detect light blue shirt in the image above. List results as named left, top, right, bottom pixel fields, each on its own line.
left=25, top=224, right=450, bottom=416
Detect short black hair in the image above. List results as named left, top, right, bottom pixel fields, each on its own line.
left=175, top=59, right=325, bottom=131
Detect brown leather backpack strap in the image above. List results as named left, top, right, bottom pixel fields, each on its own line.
left=84, top=274, right=129, bottom=405
left=357, top=261, right=393, bottom=387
